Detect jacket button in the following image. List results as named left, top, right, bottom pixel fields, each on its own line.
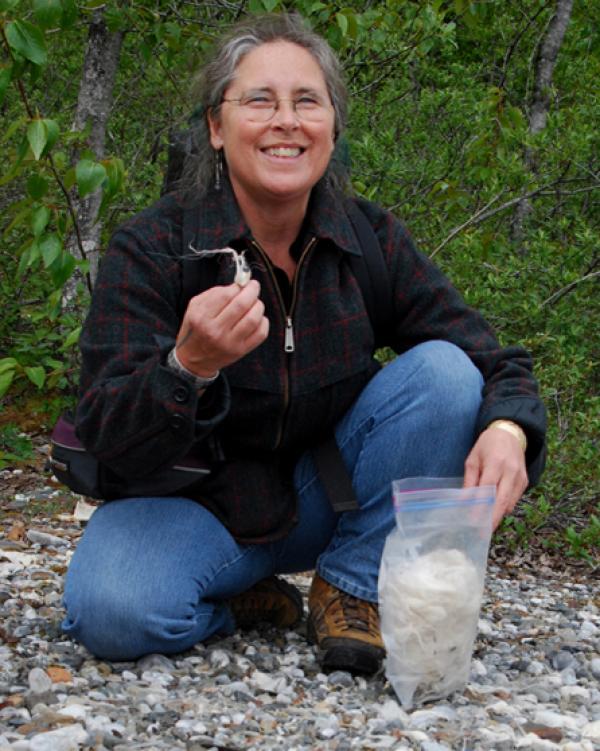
left=174, top=386, right=189, bottom=403
left=170, top=414, right=186, bottom=432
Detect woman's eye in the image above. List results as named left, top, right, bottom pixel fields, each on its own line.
left=244, top=95, right=274, bottom=107
left=296, top=96, right=320, bottom=108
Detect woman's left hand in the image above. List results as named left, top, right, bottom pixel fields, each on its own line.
left=463, top=427, right=528, bottom=530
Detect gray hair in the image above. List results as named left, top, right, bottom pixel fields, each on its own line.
left=181, top=13, right=349, bottom=196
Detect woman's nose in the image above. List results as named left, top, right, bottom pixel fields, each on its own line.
left=271, top=99, right=300, bottom=128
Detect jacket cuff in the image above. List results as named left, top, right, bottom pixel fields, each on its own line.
left=156, top=361, right=231, bottom=441
left=153, top=333, right=230, bottom=443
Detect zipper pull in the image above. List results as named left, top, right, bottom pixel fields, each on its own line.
left=284, top=317, right=295, bottom=353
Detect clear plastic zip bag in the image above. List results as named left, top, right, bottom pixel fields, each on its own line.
left=378, top=477, right=495, bottom=709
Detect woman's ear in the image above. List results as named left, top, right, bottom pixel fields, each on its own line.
left=208, top=109, right=224, bottom=150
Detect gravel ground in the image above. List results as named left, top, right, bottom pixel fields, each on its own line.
left=1, top=476, right=599, bottom=751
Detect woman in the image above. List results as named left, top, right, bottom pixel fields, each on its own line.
left=62, top=13, right=546, bottom=675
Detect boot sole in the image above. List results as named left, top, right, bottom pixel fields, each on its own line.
left=307, top=618, right=384, bottom=676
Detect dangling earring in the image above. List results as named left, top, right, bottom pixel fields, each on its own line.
left=214, top=149, right=223, bottom=191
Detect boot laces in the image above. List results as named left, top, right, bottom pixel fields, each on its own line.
left=330, top=591, right=379, bottom=637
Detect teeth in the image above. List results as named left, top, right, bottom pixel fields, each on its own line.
left=266, top=147, right=301, bottom=157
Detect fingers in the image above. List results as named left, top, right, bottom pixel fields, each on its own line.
left=464, top=428, right=528, bottom=530
left=491, top=461, right=528, bottom=529
left=463, top=448, right=482, bottom=489
left=176, top=281, right=269, bottom=373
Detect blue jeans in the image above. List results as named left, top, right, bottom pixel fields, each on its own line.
left=62, top=341, right=483, bottom=660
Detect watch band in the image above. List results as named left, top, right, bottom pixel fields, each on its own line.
left=167, top=348, right=219, bottom=390
left=487, top=419, right=527, bottom=452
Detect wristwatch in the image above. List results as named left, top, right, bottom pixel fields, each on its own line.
left=487, top=419, right=527, bottom=452
left=167, top=348, right=219, bottom=390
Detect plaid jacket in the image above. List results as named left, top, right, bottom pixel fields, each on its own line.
left=76, top=178, right=546, bottom=542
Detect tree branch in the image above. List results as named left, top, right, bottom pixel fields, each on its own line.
left=529, top=0, right=574, bottom=134
left=430, top=190, right=507, bottom=258
left=540, top=271, right=600, bottom=307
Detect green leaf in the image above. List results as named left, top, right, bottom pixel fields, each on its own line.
left=261, top=0, right=279, bottom=11
left=75, top=158, right=107, bottom=197
left=41, top=118, right=59, bottom=154
left=27, top=119, right=47, bottom=160
left=24, top=365, right=46, bottom=389
left=336, top=12, right=348, bottom=36
left=0, top=0, right=20, bottom=11
left=17, top=241, right=38, bottom=275
left=31, top=205, right=51, bottom=237
left=40, top=234, right=62, bottom=267
left=5, top=20, right=48, bottom=66
left=0, top=370, right=16, bottom=399
left=62, top=166, right=76, bottom=190
left=62, top=325, right=81, bottom=348
left=0, top=66, right=12, bottom=107
left=103, top=156, right=125, bottom=194
left=33, top=0, right=63, bottom=29
left=27, top=174, right=49, bottom=199
left=0, top=357, right=18, bottom=375
left=49, top=251, right=76, bottom=287
left=343, top=10, right=359, bottom=40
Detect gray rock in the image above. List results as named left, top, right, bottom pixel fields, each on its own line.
left=552, top=650, right=576, bottom=671
left=582, top=720, right=600, bottom=742
left=327, top=670, right=354, bottom=687
left=27, top=530, right=68, bottom=547
left=29, top=723, right=88, bottom=751
left=136, top=653, right=175, bottom=673
left=560, top=666, right=578, bottom=685
left=28, top=668, right=52, bottom=694
left=208, top=649, right=230, bottom=669
left=579, top=620, right=598, bottom=639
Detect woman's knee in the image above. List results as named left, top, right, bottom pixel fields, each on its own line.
left=62, top=560, right=225, bottom=661
left=63, top=576, right=227, bottom=660
left=388, top=340, right=483, bottom=416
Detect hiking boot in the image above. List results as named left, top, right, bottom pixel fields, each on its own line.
left=227, top=576, right=304, bottom=630
left=307, top=573, right=384, bottom=675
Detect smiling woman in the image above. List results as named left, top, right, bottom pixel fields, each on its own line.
left=62, top=13, right=546, bottom=679
left=208, top=41, right=336, bottom=249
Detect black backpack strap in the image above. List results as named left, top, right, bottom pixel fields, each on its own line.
left=345, top=200, right=394, bottom=349
left=162, top=129, right=193, bottom=196
left=312, top=201, right=395, bottom=515
left=312, top=435, right=360, bottom=513
left=179, top=202, right=218, bottom=316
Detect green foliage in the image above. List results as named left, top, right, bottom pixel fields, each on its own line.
left=0, top=424, right=34, bottom=469
left=565, top=514, right=600, bottom=563
left=1, top=0, right=598, bottom=560
left=1, top=0, right=127, bottom=398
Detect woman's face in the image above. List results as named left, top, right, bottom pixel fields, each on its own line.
left=209, top=41, right=336, bottom=213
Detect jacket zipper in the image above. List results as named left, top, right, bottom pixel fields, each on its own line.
left=250, top=236, right=316, bottom=449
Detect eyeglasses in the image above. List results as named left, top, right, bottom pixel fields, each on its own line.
left=221, top=91, right=333, bottom=123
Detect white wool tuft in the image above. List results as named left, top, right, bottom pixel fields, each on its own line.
left=381, top=547, right=483, bottom=708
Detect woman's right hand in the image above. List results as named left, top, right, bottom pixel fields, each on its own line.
left=175, top=280, right=269, bottom=376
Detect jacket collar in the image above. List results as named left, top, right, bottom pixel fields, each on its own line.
left=192, top=176, right=363, bottom=257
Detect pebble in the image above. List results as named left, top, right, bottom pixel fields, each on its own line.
left=26, top=530, right=68, bottom=547
left=1, top=502, right=599, bottom=750
left=29, top=723, right=88, bottom=751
